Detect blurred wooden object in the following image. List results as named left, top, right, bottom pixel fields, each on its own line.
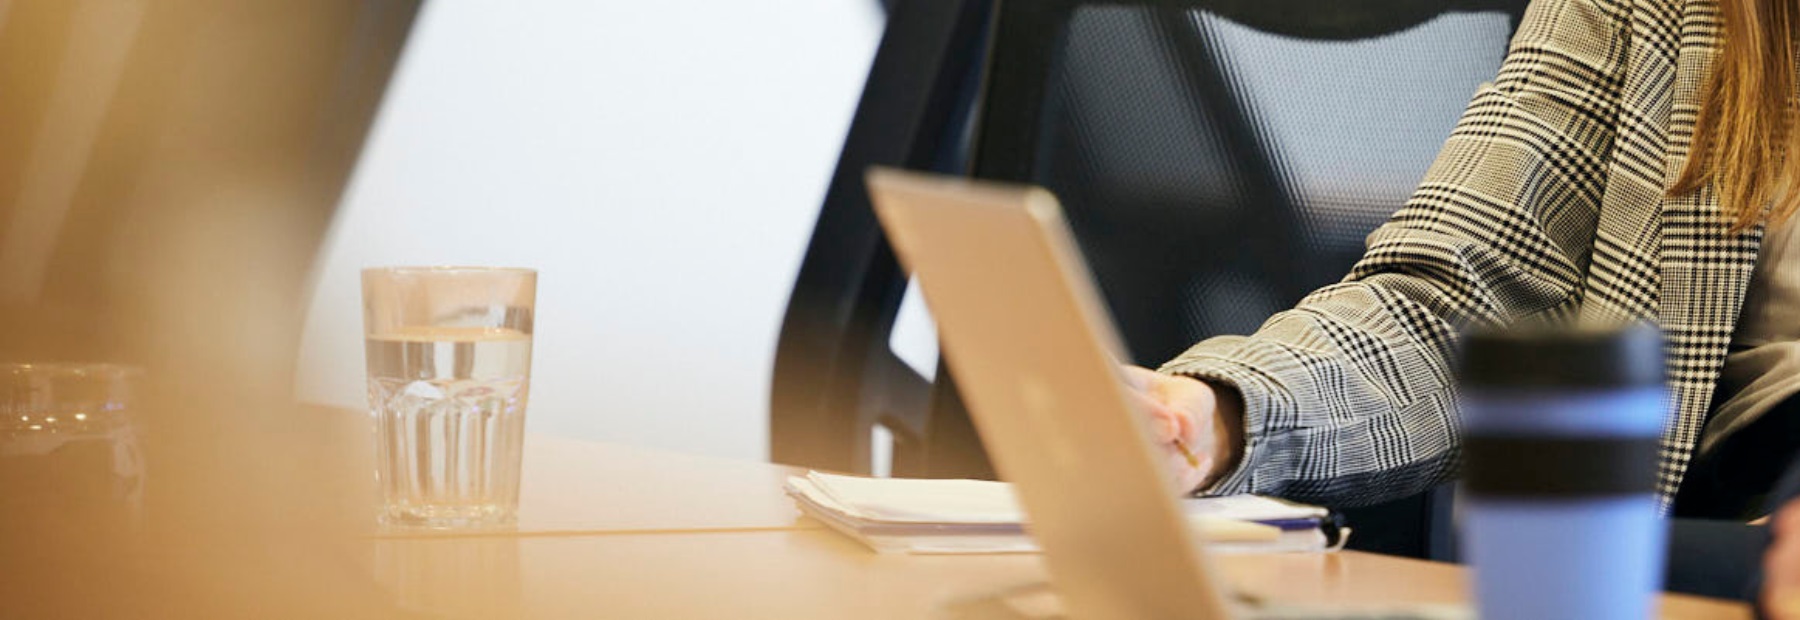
left=0, top=1, right=420, bottom=617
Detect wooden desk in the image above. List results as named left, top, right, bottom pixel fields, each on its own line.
left=305, top=405, right=816, bottom=537
left=508, top=435, right=814, bottom=535
left=366, top=529, right=1746, bottom=619
left=355, top=436, right=1752, bottom=618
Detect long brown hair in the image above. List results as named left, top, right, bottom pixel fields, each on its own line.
left=1671, top=0, right=1800, bottom=232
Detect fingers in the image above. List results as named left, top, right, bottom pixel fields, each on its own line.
left=1130, top=390, right=1184, bottom=442
left=1163, top=444, right=1208, bottom=493
left=1123, top=369, right=1205, bottom=445
left=1121, top=366, right=1214, bottom=493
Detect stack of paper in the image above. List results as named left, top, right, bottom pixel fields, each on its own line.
left=785, top=471, right=1340, bottom=555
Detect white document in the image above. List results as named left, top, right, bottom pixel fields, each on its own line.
left=786, top=472, right=1337, bottom=555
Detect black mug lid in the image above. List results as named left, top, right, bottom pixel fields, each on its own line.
left=1458, top=323, right=1664, bottom=389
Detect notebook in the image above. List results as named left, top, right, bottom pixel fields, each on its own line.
left=786, top=471, right=1339, bottom=555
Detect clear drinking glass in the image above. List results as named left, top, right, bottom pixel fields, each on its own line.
left=362, top=267, right=536, bottom=528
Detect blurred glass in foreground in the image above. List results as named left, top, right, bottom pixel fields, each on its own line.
left=0, top=363, right=144, bottom=532
left=0, top=0, right=423, bottom=617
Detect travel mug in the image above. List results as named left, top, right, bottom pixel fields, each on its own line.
left=1458, top=324, right=1666, bottom=620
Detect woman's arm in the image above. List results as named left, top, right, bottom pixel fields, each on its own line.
left=1159, top=0, right=1635, bottom=507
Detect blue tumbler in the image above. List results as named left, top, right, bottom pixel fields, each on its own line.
left=1458, top=325, right=1667, bottom=620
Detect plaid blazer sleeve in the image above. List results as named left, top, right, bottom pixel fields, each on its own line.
left=1160, top=0, right=1634, bottom=507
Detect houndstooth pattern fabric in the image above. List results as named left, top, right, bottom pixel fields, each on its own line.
left=1161, top=0, right=1758, bottom=511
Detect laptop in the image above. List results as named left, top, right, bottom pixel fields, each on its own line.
left=864, top=168, right=1465, bottom=620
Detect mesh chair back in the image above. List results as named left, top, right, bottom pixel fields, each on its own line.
left=976, top=1, right=1518, bottom=365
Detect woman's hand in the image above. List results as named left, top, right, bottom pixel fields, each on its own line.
left=1120, top=366, right=1245, bottom=494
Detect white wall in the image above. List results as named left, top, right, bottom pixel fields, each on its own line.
left=296, top=1, right=885, bottom=461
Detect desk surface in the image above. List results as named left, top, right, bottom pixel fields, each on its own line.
left=369, top=528, right=1746, bottom=619
left=342, top=429, right=817, bottom=538
left=357, top=435, right=1751, bottom=618
left=511, top=435, right=815, bottom=535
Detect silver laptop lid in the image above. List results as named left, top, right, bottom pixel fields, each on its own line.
left=866, top=168, right=1231, bottom=619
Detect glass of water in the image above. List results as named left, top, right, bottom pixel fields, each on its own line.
left=362, top=267, right=535, bottom=528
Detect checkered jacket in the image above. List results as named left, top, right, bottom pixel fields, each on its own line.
left=1161, top=0, right=1750, bottom=510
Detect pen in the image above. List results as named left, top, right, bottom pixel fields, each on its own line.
left=1171, top=437, right=1201, bottom=469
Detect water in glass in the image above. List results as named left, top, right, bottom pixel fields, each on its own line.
left=366, top=326, right=530, bottom=527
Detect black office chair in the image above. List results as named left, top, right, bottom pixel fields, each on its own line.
left=772, top=0, right=1524, bottom=560
left=769, top=0, right=992, bottom=478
